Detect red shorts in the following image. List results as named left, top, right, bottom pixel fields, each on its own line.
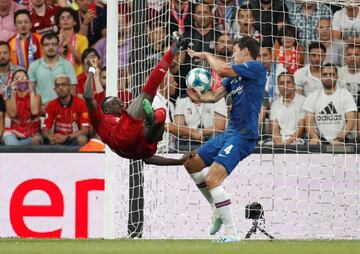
left=92, top=108, right=158, bottom=160
left=112, top=112, right=157, bottom=160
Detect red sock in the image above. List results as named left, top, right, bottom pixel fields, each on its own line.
left=154, top=108, right=166, bottom=124
left=142, top=50, right=175, bottom=96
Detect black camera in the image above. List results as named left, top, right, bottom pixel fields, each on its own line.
left=244, top=202, right=274, bottom=239
left=245, top=202, right=264, bottom=220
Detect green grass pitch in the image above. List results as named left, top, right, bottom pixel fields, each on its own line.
left=1, top=239, right=359, bottom=254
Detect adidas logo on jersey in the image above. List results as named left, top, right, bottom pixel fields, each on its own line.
left=316, top=102, right=342, bottom=121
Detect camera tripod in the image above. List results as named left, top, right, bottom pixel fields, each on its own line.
left=245, top=219, right=275, bottom=239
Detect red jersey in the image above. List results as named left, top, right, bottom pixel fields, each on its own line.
left=95, top=91, right=106, bottom=106
left=76, top=72, right=88, bottom=94
left=31, top=4, right=59, bottom=35
left=45, top=96, right=90, bottom=135
left=77, top=72, right=132, bottom=107
left=90, top=106, right=157, bottom=160
left=118, top=89, right=133, bottom=108
left=77, top=72, right=106, bottom=105
left=274, top=43, right=305, bottom=75
left=6, top=94, right=41, bottom=138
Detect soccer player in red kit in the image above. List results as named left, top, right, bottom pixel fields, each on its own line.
left=83, top=32, right=188, bottom=165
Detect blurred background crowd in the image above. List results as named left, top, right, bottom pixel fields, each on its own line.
left=0, top=0, right=359, bottom=152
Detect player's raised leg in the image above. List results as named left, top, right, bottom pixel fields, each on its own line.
left=127, top=32, right=184, bottom=120
left=144, top=107, right=166, bottom=143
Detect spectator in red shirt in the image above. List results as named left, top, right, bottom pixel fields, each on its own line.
left=74, top=0, right=107, bottom=46
left=117, top=67, right=132, bottom=108
left=273, top=25, right=305, bottom=75
left=79, top=56, right=132, bottom=108
left=3, top=69, right=42, bottom=145
left=43, top=74, right=89, bottom=145
left=31, top=0, right=60, bottom=35
left=76, top=48, right=104, bottom=105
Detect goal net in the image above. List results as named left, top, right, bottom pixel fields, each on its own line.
left=109, top=0, right=360, bottom=239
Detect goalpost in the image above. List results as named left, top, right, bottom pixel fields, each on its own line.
left=105, top=0, right=360, bottom=239
left=104, top=0, right=119, bottom=239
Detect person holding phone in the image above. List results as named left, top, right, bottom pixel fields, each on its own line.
left=75, top=0, right=107, bottom=46
left=2, top=69, right=42, bottom=145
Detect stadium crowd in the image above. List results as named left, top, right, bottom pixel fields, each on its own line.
left=0, top=0, right=359, bottom=151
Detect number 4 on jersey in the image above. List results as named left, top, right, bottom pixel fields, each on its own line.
left=223, top=144, right=233, bottom=155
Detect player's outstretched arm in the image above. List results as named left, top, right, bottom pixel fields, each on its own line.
left=143, top=151, right=196, bottom=166
left=186, top=86, right=227, bottom=104
left=187, top=49, right=238, bottom=78
left=83, top=65, right=98, bottom=114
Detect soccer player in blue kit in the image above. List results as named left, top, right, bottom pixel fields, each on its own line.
left=185, top=36, right=266, bottom=242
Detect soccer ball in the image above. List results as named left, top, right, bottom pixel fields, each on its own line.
left=186, top=68, right=211, bottom=93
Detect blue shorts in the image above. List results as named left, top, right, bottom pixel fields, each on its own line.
left=198, top=131, right=256, bottom=175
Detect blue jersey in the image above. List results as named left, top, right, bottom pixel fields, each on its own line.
left=223, top=61, right=266, bottom=139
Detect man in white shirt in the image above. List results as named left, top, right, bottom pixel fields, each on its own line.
left=338, top=44, right=360, bottom=138
left=172, top=96, right=227, bottom=142
left=152, top=73, right=177, bottom=153
left=332, top=5, right=360, bottom=45
left=303, top=64, right=356, bottom=145
left=258, top=47, right=286, bottom=103
left=338, top=44, right=360, bottom=102
left=317, top=17, right=344, bottom=66
left=270, top=72, right=306, bottom=145
left=294, top=42, right=326, bottom=96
